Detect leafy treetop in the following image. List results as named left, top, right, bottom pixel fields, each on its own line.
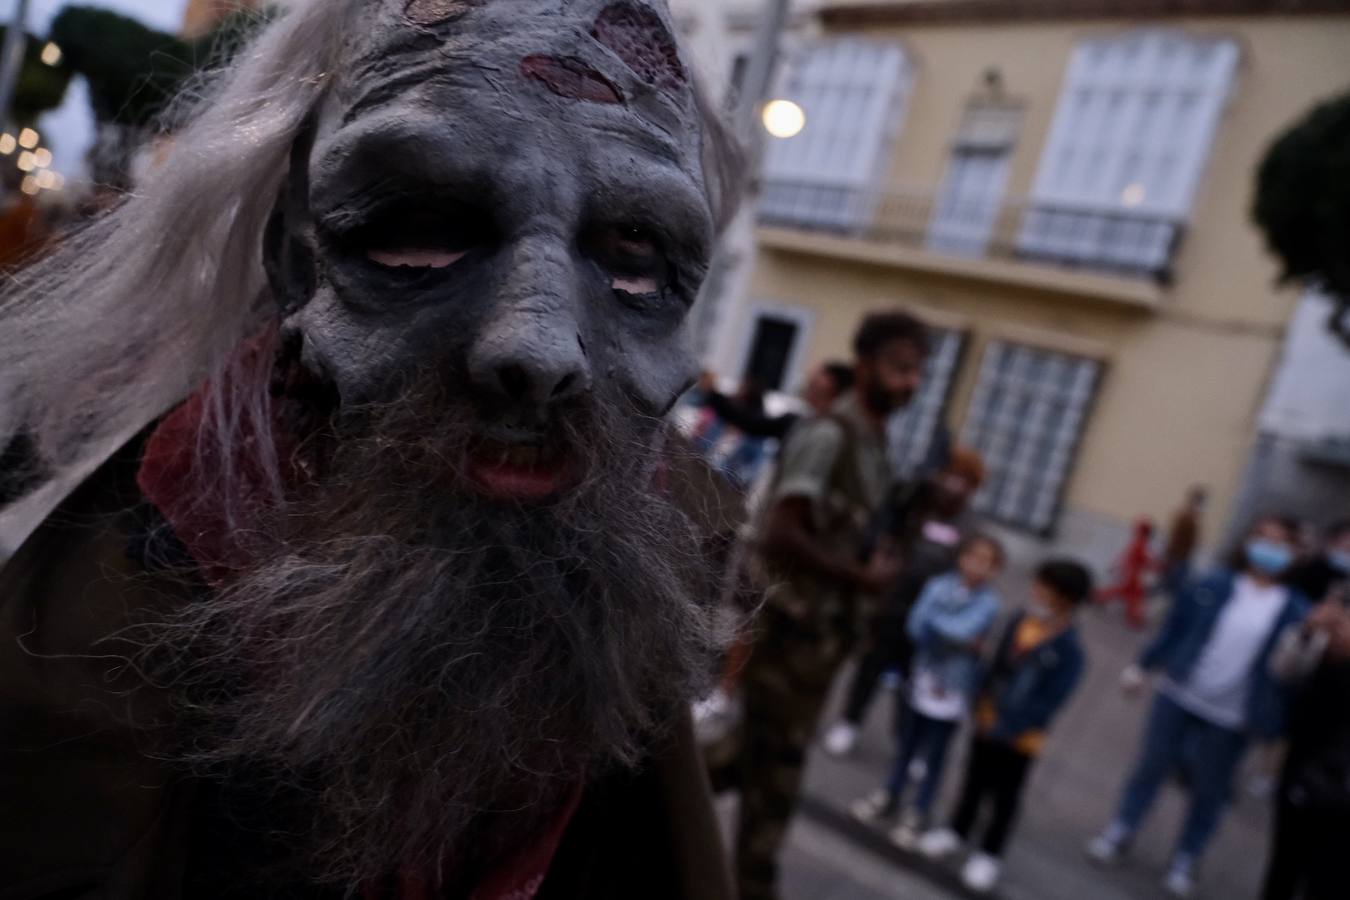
left=1253, top=89, right=1350, bottom=348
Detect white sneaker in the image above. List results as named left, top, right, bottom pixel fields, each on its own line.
left=961, top=852, right=1002, bottom=894
left=1086, top=822, right=1131, bottom=865
left=823, top=721, right=860, bottom=756
left=850, top=789, right=896, bottom=825
left=916, top=827, right=962, bottom=860
left=889, top=808, right=925, bottom=850
left=1163, top=856, right=1196, bottom=898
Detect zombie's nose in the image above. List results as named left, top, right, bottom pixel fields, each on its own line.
left=468, top=326, right=592, bottom=410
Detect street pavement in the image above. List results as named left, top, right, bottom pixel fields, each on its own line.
left=716, top=794, right=960, bottom=900
left=749, top=564, right=1277, bottom=900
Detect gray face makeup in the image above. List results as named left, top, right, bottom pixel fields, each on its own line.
left=266, top=0, right=714, bottom=457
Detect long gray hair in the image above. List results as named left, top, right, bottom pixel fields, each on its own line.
left=0, top=0, right=741, bottom=535
left=2, top=3, right=350, bottom=499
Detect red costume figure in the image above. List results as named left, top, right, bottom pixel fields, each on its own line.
left=1097, top=518, right=1156, bottom=629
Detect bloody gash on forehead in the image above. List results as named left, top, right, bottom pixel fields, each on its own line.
left=0, top=0, right=741, bottom=891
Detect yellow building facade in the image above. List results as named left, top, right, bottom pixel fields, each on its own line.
left=718, top=0, right=1350, bottom=550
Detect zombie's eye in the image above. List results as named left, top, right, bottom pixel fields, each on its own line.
left=585, top=224, right=669, bottom=296
left=366, top=247, right=467, bottom=270
left=328, top=198, right=488, bottom=279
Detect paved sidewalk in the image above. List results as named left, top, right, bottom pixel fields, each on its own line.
left=716, top=795, right=961, bottom=900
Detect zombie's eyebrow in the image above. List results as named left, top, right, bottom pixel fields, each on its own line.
left=404, top=0, right=474, bottom=27
left=590, top=2, right=686, bottom=98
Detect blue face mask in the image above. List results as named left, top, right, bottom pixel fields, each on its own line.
left=1329, top=549, right=1350, bottom=575
left=1246, top=539, right=1293, bottom=576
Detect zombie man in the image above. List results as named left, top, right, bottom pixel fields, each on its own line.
left=0, top=1, right=740, bottom=897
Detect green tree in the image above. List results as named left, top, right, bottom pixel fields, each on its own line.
left=49, top=7, right=193, bottom=129
left=47, top=6, right=271, bottom=187
left=6, top=28, right=73, bottom=127
left=1253, top=89, right=1350, bottom=348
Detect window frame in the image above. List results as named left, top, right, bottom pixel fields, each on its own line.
left=1018, top=28, right=1240, bottom=279
left=958, top=339, right=1106, bottom=536
left=759, top=38, right=914, bottom=233
left=888, top=326, right=968, bottom=481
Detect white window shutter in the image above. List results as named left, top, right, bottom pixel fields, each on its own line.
left=1020, top=29, right=1238, bottom=278
left=960, top=341, right=1102, bottom=534
left=761, top=40, right=912, bottom=232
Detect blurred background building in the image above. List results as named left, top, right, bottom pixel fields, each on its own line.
left=1226, top=289, right=1350, bottom=545
left=695, top=0, right=1350, bottom=567
left=668, top=0, right=825, bottom=366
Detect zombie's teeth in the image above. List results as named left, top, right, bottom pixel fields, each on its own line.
left=502, top=446, right=543, bottom=467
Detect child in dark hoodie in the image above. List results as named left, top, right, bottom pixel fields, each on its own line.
left=917, top=558, right=1094, bottom=894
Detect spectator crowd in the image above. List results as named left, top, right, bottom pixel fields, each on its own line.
left=681, top=309, right=1350, bottom=900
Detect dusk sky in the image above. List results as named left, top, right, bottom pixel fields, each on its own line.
left=12, top=0, right=191, bottom=178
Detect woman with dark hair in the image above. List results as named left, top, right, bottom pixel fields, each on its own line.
left=1087, top=515, right=1310, bottom=898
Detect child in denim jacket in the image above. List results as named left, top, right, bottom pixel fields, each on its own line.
left=852, top=534, right=1004, bottom=847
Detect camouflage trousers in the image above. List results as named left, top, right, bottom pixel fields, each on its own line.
left=734, top=605, right=854, bottom=900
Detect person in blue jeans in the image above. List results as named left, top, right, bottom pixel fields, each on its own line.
left=851, top=534, right=1004, bottom=848
left=1088, top=515, right=1311, bottom=898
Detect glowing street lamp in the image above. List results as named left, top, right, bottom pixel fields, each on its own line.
left=762, top=99, right=806, bottom=139
left=1121, top=183, right=1146, bottom=208
left=40, top=42, right=62, bottom=67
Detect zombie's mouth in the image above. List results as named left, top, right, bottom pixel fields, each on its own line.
left=466, top=438, right=576, bottom=502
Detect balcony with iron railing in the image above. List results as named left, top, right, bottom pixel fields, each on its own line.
left=757, top=177, right=1186, bottom=294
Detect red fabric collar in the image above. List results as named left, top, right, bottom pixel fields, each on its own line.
left=363, top=786, right=584, bottom=900
left=136, top=333, right=292, bottom=583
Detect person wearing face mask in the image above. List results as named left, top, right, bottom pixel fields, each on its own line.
left=914, top=558, right=1092, bottom=894
left=1284, top=520, right=1350, bottom=606
left=1088, top=515, right=1311, bottom=898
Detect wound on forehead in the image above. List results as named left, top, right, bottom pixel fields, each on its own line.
left=591, top=2, right=686, bottom=98
left=521, top=55, right=623, bottom=104
left=404, top=0, right=474, bottom=26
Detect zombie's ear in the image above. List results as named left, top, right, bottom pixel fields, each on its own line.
left=264, top=119, right=319, bottom=316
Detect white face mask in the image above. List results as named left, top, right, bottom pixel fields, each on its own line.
left=1027, top=601, right=1057, bottom=622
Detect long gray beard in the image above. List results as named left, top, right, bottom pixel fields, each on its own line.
left=150, top=382, right=721, bottom=888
